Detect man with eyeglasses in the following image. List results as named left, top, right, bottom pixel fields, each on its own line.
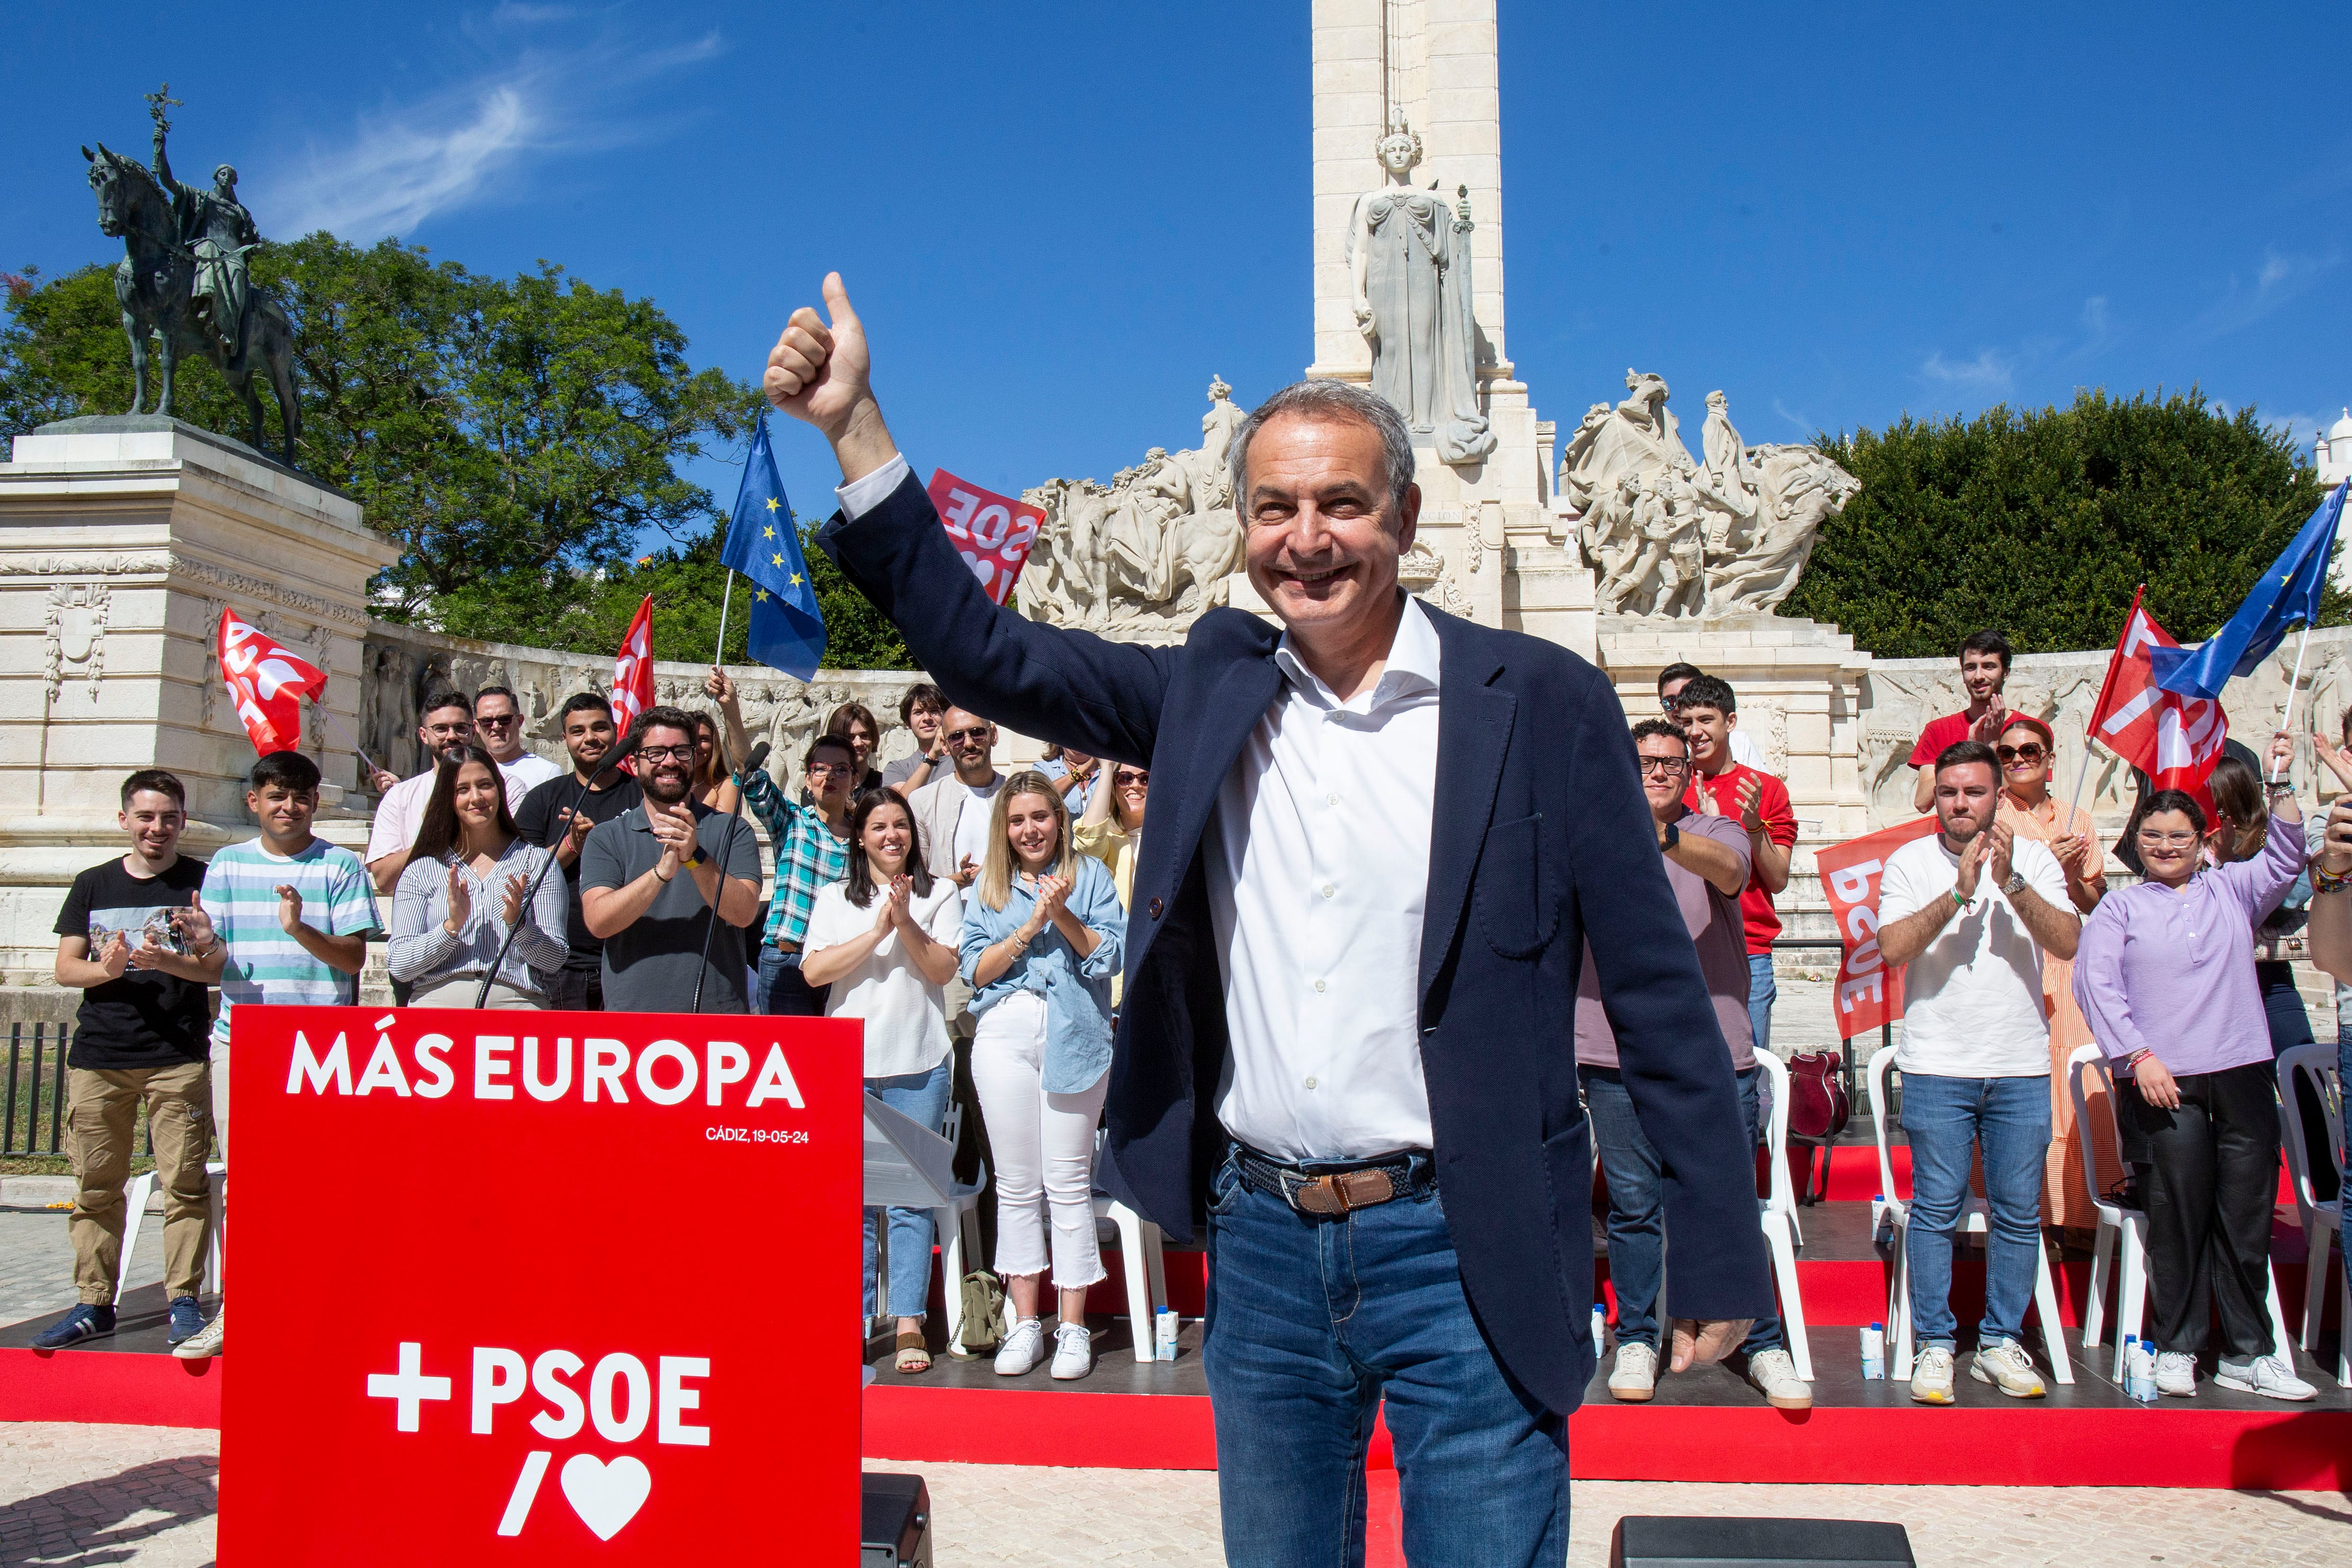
left=579, top=706, right=765, bottom=1013
left=365, top=690, right=480, bottom=897
left=1876, top=738, right=2081, bottom=1406
left=1656, top=663, right=1763, bottom=769
left=709, top=671, right=856, bottom=1015
left=473, top=685, right=563, bottom=796
left=905, top=707, right=1006, bottom=895
left=1586, top=720, right=1814, bottom=1412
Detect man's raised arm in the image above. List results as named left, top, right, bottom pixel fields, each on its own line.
left=764, top=275, right=1171, bottom=766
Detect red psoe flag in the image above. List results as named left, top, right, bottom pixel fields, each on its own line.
left=217, top=606, right=329, bottom=755
left=1816, top=815, right=1940, bottom=1039
left=925, top=468, right=1043, bottom=606
left=611, top=595, right=655, bottom=736
left=2086, top=587, right=2229, bottom=814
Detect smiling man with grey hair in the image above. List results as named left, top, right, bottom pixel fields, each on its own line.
left=762, top=274, right=1772, bottom=1567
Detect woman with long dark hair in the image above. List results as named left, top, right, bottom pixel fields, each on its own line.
left=800, top=787, right=964, bottom=1373
left=2074, top=734, right=2317, bottom=1402
left=959, top=771, right=1124, bottom=1381
left=388, top=746, right=567, bottom=1008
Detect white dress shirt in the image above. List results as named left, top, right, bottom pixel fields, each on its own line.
left=840, top=454, right=1442, bottom=1160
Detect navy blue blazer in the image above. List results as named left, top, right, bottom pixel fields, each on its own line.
left=822, top=469, right=1774, bottom=1413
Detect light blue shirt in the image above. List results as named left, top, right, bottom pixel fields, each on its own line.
left=960, top=855, right=1125, bottom=1093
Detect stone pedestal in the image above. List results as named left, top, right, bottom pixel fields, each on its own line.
left=0, top=417, right=398, bottom=984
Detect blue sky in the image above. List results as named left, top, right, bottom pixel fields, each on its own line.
left=8, top=1, right=2349, bottom=556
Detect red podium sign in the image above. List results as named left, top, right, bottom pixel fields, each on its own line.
left=219, top=1006, right=862, bottom=1564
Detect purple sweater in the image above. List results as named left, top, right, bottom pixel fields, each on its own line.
left=2072, top=820, right=2305, bottom=1077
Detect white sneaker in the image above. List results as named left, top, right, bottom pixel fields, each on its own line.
left=1746, top=1347, right=1813, bottom=1411
left=1968, top=1339, right=2047, bottom=1399
left=1607, top=1341, right=1657, bottom=1402
left=1049, top=1321, right=1094, bottom=1381
left=1909, top=1344, right=1955, bottom=1405
left=2215, top=1352, right=2318, bottom=1402
left=2154, top=1350, right=2198, bottom=1397
left=993, top=1317, right=1044, bottom=1376
left=172, top=1303, right=223, bottom=1361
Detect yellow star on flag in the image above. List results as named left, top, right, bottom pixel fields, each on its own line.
left=771, top=553, right=784, bottom=568
left=762, top=524, right=776, bottom=539
left=754, top=588, right=769, bottom=603
left=764, top=497, right=781, bottom=513
left=789, top=572, right=805, bottom=587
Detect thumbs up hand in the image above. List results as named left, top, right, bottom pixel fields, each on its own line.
left=766, top=273, right=897, bottom=481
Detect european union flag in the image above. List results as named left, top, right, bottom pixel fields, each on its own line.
left=720, top=412, right=827, bottom=681
left=2150, top=480, right=2345, bottom=702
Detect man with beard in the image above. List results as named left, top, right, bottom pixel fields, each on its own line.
left=366, top=692, right=479, bottom=895
left=516, top=693, right=644, bottom=1011
left=1877, top=739, right=2080, bottom=1406
left=579, top=706, right=763, bottom=1013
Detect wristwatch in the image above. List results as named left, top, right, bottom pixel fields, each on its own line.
left=2002, top=871, right=2027, bottom=897
left=1661, top=821, right=1680, bottom=853
left=681, top=851, right=705, bottom=871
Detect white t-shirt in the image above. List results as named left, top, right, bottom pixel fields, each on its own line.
left=1879, top=832, right=2068, bottom=1078
left=1729, top=728, right=1766, bottom=770
left=365, top=758, right=555, bottom=864
left=949, top=778, right=1004, bottom=883
left=802, top=878, right=965, bottom=1079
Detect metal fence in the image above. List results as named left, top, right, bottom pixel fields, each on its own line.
left=1, top=1022, right=157, bottom=1161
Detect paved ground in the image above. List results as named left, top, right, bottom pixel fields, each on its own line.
left=0, top=1429, right=2342, bottom=1567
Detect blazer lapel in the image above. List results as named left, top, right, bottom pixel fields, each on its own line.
left=1419, top=619, right=1515, bottom=1006
left=1133, top=653, right=1282, bottom=960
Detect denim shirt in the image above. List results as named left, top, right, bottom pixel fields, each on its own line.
left=959, top=855, right=1125, bottom=1093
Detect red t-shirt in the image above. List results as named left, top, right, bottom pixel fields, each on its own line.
left=1683, top=763, right=1798, bottom=955
left=1906, top=709, right=2015, bottom=768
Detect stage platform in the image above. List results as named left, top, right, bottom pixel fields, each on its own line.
left=8, top=1199, right=2345, bottom=1490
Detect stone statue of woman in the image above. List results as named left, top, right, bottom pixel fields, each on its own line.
left=1346, top=117, right=1496, bottom=467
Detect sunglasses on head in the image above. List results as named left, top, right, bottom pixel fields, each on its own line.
left=1995, top=743, right=2047, bottom=764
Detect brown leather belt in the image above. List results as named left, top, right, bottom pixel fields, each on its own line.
left=1234, top=1143, right=1431, bottom=1217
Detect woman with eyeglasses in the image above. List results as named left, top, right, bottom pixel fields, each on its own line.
left=387, top=746, right=568, bottom=1009
left=2073, top=731, right=2317, bottom=1401
left=1991, top=715, right=2110, bottom=1233
left=960, top=771, right=1124, bottom=1381
left=801, top=787, right=964, bottom=1374
left=1074, top=760, right=1147, bottom=1009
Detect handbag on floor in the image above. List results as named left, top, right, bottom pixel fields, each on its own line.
left=1783, top=1048, right=1852, bottom=1205
left=956, top=1271, right=1008, bottom=1355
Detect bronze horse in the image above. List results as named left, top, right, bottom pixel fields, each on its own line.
left=81, top=142, right=302, bottom=466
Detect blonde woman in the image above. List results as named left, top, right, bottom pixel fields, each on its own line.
left=960, top=771, right=1125, bottom=1380
left=1074, top=763, right=1148, bottom=1009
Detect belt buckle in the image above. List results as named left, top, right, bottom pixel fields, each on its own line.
left=1278, top=1170, right=1339, bottom=1216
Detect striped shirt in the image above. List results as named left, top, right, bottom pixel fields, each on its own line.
left=200, top=837, right=382, bottom=1044
left=739, top=767, right=848, bottom=949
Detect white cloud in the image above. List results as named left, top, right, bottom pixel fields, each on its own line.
left=1918, top=349, right=2014, bottom=394
left=2188, top=246, right=2341, bottom=341
left=1771, top=397, right=1815, bottom=435
left=264, top=18, right=720, bottom=241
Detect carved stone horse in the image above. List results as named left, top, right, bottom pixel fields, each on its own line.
left=82, top=143, right=302, bottom=466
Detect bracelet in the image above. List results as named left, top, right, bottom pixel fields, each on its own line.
left=654, top=866, right=675, bottom=884
left=1949, top=887, right=1967, bottom=909
left=2316, top=865, right=2352, bottom=895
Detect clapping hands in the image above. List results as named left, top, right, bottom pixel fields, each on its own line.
left=443, top=863, right=472, bottom=934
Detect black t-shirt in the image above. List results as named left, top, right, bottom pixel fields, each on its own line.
left=53, top=856, right=212, bottom=1069
left=515, top=770, right=645, bottom=970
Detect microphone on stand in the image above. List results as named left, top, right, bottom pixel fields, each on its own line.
left=473, top=734, right=642, bottom=1011
left=691, top=741, right=770, bottom=1014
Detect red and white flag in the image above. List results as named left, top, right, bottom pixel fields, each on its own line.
left=2087, top=587, right=2228, bottom=813
left=217, top=607, right=329, bottom=755
left=1816, top=815, right=1940, bottom=1040
left=926, top=468, right=1043, bottom=606
left=610, top=594, right=655, bottom=736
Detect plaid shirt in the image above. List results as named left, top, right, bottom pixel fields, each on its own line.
left=739, top=767, right=848, bottom=949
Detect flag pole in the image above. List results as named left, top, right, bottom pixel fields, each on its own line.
left=714, top=568, right=737, bottom=670
left=2065, top=724, right=2099, bottom=821
left=2272, top=621, right=2315, bottom=785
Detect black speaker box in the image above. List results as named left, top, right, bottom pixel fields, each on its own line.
left=860, top=1471, right=932, bottom=1567
left=1610, top=1515, right=1916, bottom=1568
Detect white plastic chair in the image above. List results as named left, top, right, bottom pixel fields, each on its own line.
left=1868, top=1045, right=2073, bottom=1384
left=1093, top=1129, right=1169, bottom=1364
left=2277, top=1044, right=2348, bottom=1387
left=929, top=1100, right=996, bottom=1356
left=1752, top=1052, right=1813, bottom=1380
left=2069, top=1043, right=2295, bottom=1381
left=114, top=1161, right=226, bottom=1307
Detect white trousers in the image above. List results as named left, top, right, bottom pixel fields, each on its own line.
left=970, top=991, right=1109, bottom=1290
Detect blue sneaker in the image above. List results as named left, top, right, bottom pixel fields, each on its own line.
left=33, top=1303, right=116, bottom=1349
left=167, top=1297, right=205, bottom=1345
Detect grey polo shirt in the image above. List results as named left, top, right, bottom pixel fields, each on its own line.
left=578, top=801, right=762, bottom=1014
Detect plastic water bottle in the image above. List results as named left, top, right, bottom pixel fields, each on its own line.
left=2125, top=1338, right=2158, bottom=1403
left=1859, top=1322, right=1885, bottom=1380
left=1591, top=1303, right=1609, bottom=1355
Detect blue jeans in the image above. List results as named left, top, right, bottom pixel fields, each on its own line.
left=1900, top=1072, right=2051, bottom=1351
left=1203, top=1147, right=1566, bottom=1568
left=758, top=944, right=828, bottom=1016
left=1746, top=953, right=1776, bottom=1058
left=1582, top=1064, right=1783, bottom=1356
left=864, top=1058, right=954, bottom=1320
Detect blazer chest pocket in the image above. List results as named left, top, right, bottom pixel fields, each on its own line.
left=1475, top=812, right=1556, bottom=958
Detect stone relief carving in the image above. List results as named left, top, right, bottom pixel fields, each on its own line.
left=44, top=582, right=110, bottom=701
left=1020, top=378, right=1248, bottom=634
left=1559, top=373, right=1859, bottom=619
left=1397, top=540, right=1472, bottom=619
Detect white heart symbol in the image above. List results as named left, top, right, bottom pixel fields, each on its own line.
left=559, top=1454, right=651, bottom=1541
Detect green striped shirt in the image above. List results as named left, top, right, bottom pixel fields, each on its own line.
left=200, top=837, right=381, bottom=1044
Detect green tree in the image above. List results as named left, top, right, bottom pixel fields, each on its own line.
left=1783, top=389, right=2337, bottom=656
